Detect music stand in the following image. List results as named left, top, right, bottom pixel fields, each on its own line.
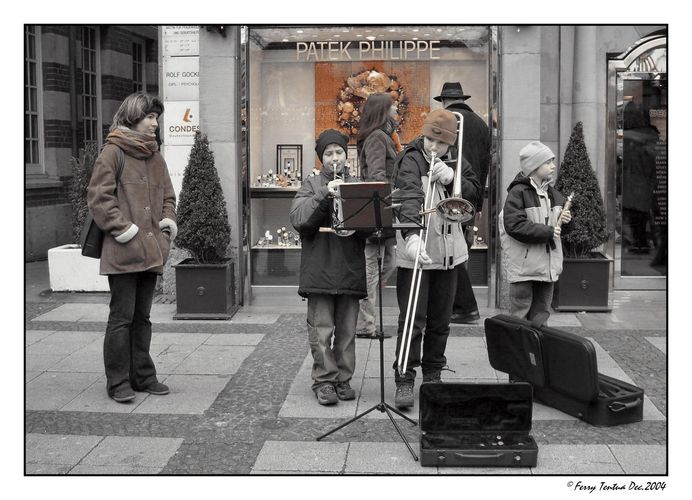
left=316, top=182, right=420, bottom=461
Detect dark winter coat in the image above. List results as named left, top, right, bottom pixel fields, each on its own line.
left=499, top=173, right=567, bottom=283
left=357, top=128, right=397, bottom=183
left=445, top=101, right=491, bottom=210
left=289, top=172, right=367, bottom=299
left=87, top=128, right=176, bottom=275
left=393, top=137, right=480, bottom=270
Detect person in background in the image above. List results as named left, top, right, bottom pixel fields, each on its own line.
left=435, top=81, right=491, bottom=324
left=391, top=109, right=480, bottom=409
left=290, top=129, right=368, bottom=406
left=87, top=92, right=176, bottom=403
left=499, top=141, right=572, bottom=327
left=354, top=92, right=402, bottom=339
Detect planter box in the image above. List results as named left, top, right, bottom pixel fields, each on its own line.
left=47, top=244, right=109, bottom=292
left=174, top=258, right=237, bottom=320
left=552, top=252, right=613, bottom=312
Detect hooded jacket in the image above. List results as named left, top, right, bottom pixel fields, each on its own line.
left=87, top=128, right=176, bottom=275
left=393, top=137, right=480, bottom=270
left=289, top=170, right=367, bottom=298
left=499, top=172, right=567, bottom=283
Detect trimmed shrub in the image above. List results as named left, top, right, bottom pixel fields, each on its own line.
left=175, top=131, right=231, bottom=263
left=555, top=122, right=609, bottom=258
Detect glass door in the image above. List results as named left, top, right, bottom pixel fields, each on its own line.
left=607, top=35, right=666, bottom=289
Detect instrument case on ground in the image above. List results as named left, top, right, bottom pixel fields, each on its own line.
left=419, top=382, right=538, bottom=467
left=484, top=314, right=643, bottom=427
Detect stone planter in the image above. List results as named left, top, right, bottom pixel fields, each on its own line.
left=173, top=258, right=237, bottom=320
left=47, top=244, right=109, bottom=292
left=552, top=252, right=613, bottom=312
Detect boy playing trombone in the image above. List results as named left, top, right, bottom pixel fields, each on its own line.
left=391, top=109, right=480, bottom=409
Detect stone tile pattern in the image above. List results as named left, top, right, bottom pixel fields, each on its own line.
left=26, top=313, right=667, bottom=475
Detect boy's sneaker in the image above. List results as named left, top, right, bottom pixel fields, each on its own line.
left=137, top=382, right=170, bottom=395
left=394, top=381, right=415, bottom=409
left=314, top=384, right=338, bottom=405
left=110, top=386, right=136, bottom=403
left=335, top=381, right=356, bottom=400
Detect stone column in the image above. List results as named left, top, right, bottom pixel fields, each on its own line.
left=198, top=27, right=242, bottom=304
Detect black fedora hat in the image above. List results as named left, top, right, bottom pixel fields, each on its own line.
left=433, top=82, right=471, bottom=102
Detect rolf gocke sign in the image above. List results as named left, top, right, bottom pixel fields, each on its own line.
left=162, top=101, right=199, bottom=146
left=163, top=56, right=199, bottom=101
left=296, top=40, right=441, bottom=62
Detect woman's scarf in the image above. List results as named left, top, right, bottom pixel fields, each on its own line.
left=105, top=126, right=159, bottom=159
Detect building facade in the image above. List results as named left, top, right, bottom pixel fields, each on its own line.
left=24, top=25, right=159, bottom=261
left=26, top=25, right=667, bottom=308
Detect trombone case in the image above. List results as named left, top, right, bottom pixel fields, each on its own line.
left=484, top=314, right=643, bottom=427
left=419, top=382, right=538, bottom=467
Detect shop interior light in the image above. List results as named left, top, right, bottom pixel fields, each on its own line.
left=366, top=36, right=376, bottom=41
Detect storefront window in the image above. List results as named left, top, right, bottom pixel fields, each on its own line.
left=614, top=46, right=667, bottom=279
left=244, top=26, right=494, bottom=288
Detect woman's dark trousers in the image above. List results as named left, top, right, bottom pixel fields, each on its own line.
left=393, top=267, right=456, bottom=382
left=104, top=272, right=159, bottom=396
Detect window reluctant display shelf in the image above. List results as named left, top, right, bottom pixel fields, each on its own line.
left=249, top=144, right=311, bottom=286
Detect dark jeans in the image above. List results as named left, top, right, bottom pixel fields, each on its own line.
left=452, top=262, right=479, bottom=315
left=393, top=267, right=456, bottom=382
left=104, top=272, right=159, bottom=396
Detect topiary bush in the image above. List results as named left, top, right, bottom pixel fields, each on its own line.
left=69, top=143, right=99, bottom=244
left=176, top=131, right=231, bottom=263
left=555, top=121, right=609, bottom=258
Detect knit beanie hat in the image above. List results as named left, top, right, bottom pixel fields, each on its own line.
left=520, top=141, right=555, bottom=176
left=315, top=129, right=349, bottom=164
left=421, top=109, right=457, bottom=146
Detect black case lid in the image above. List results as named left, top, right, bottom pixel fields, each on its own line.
left=419, top=382, right=533, bottom=433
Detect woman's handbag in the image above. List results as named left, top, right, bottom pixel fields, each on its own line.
left=80, top=149, right=125, bottom=258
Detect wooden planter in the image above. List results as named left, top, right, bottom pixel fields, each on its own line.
left=552, top=253, right=613, bottom=312
left=173, top=258, right=237, bottom=320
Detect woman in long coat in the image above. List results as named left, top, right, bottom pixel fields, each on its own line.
left=87, top=92, right=177, bottom=403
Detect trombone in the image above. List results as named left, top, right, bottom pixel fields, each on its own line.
left=397, top=153, right=437, bottom=377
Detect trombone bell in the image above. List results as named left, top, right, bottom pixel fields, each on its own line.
left=436, top=197, right=475, bottom=223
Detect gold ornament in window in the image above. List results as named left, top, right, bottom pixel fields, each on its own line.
left=337, top=69, right=408, bottom=137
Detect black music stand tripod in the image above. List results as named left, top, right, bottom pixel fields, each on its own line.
left=316, top=186, right=419, bottom=462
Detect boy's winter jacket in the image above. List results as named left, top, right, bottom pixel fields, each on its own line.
left=289, top=172, right=367, bottom=298
left=87, top=128, right=176, bottom=275
left=393, top=137, right=480, bottom=270
left=499, top=172, right=567, bottom=283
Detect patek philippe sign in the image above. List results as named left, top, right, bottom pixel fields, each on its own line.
left=163, top=25, right=199, bottom=56
left=163, top=56, right=199, bottom=101
left=296, top=40, right=441, bottom=62
left=162, top=101, right=199, bottom=146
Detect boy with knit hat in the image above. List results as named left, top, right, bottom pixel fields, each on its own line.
left=499, top=141, right=572, bottom=327
left=290, top=129, right=368, bottom=406
left=390, top=109, right=480, bottom=409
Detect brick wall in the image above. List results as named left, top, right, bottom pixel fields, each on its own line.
left=44, top=119, right=73, bottom=149
left=43, top=62, right=71, bottom=92
left=102, top=74, right=134, bottom=102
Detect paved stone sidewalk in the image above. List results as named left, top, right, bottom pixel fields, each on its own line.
left=25, top=300, right=667, bottom=475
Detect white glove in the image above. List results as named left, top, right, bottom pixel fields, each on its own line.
left=429, top=159, right=454, bottom=184
left=405, top=233, right=432, bottom=266
left=327, top=178, right=344, bottom=196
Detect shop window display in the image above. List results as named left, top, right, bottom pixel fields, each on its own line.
left=245, top=26, right=493, bottom=287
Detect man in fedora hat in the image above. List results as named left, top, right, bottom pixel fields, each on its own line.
left=434, top=82, right=491, bottom=324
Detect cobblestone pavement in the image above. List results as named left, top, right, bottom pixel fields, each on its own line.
left=25, top=307, right=667, bottom=476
